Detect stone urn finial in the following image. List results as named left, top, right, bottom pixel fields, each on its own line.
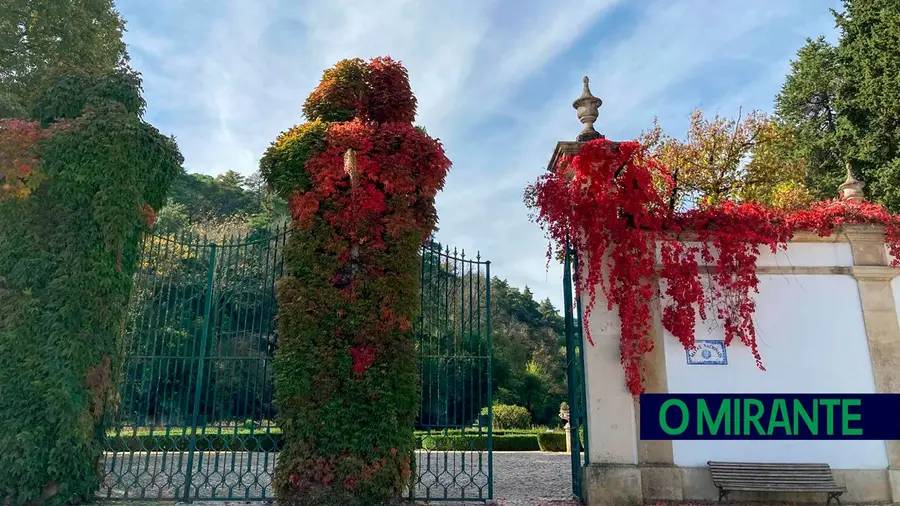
left=839, top=160, right=865, bottom=202
left=573, top=76, right=603, bottom=142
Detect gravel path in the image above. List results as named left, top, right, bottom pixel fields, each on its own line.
left=98, top=450, right=574, bottom=505
left=489, top=452, right=573, bottom=504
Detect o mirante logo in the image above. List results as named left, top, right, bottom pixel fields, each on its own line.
left=639, top=394, right=900, bottom=440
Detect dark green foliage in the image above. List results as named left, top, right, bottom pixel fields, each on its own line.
left=483, top=404, right=532, bottom=430
left=30, top=67, right=145, bottom=126
left=0, top=90, right=26, bottom=118
left=774, top=0, right=900, bottom=211
left=153, top=169, right=288, bottom=233
left=0, top=70, right=181, bottom=506
left=833, top=0, right=900, bottom=211
left=490, top=279, right=567, bottom=426
left=0, top=0, right=129, bottom=107
left=537, top=432, right=567, bottom=452
left=774, top=37, right=843, bottom=201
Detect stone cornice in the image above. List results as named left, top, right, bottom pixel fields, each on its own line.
left=851, top=266, right=900, bottom=281
left=662, top=224, right=886, bottom=244
left=547, top=141, right=585, bottom=173
left=649, top=264, right=898, bottom=279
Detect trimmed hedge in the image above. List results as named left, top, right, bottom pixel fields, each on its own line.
left=419, top=434, right=540, bottom=452
left=105, top=429, right=568, bottom=453
left=537, top=432, right=567, bottom=452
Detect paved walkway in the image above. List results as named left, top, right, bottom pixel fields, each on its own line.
left=98, top=450, right=574, bottom=505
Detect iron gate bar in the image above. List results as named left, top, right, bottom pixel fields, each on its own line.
left=183, top=242, right=216, bottom=499
left=563, top=242, right=589, bottom=502
left=573, top=248, right=589, bottom=469
left=485, top=258, right=493, bottom=501
left=563, top=243, right=580, bottom=500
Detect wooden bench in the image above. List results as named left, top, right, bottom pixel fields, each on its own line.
left=707, top=461, right=847, bottom=505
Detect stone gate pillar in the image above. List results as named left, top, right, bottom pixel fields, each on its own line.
left=548, top=77, right=647, bottom=506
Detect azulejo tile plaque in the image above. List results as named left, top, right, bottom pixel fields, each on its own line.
left=686, top=340, right=727, bottom=365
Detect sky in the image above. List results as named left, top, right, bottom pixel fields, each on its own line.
left=116, top=0, right=843, bottom=310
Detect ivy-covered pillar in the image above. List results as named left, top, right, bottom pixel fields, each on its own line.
left=260, top=57, right=451, bottom=506
left=0, top=69, right=182, bottom=506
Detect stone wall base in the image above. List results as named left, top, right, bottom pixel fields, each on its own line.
left=583, top=464, right=898, bottom=505
left=582, top=464, right=642, bottom=506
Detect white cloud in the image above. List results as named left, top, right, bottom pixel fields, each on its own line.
left=119, top=0, right=843, bottom=310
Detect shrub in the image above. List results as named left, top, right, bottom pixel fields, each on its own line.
left=537, top=432, right=567, bottom=452
left=484, top=404, right=532, bottom=430
left=418, top=434, right=540, bottom=452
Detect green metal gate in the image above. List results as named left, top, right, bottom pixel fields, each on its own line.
left=563, top=244, right=590, bottom=502
left=411, top=241, right=493, bottom=502
left=100, top=227, right=289, bottom=501
left=100, top=231, right=492, bottom=502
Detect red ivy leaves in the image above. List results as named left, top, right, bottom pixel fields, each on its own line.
left=365, top=57, right=416, bottom=123
left=528, top=138, right=900, bottom=396
left=290, top=119, right=450, bottom=251
left=140, top=203, right=157, bottom=229
left=659, top=242, right=704, bottom=350
left=349, top=345, right=376, bottom=378
left=0, top=119, right=51, bottom=200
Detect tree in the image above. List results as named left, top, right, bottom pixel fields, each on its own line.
left=0, top=0, right=128, bottom=107
left=216, top=169, right=246, bottom=189
left=488, top=279, right=567, bottom=426
left=774, top=37, right=843, bottom=201
left=165, top=171, right=269, bottom=223
left=641, top=108, right=810, bottom=210
left=772, top=1, right=900, bottom=212
left=833, top=0, right=900, bottom=211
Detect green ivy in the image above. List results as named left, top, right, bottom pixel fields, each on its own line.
left=29, top=67, right=145, bottom=127
left=258, top=119, right=328, bottom=199
left=0, top=68, right=181, bottom=506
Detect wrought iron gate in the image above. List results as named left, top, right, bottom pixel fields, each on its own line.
left=100, top=232, right=492, bottom=502
left=563, top=244, right=589, bottom=502
left=100, top=227, right=289, bottom=501
left=411, top=241, right=493, bottom=502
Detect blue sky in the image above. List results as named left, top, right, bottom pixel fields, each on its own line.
left=116, top=0, right=842, bottom=309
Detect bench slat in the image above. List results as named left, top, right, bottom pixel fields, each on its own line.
left=716, top=479, right=842, bottom=486
left=712, top=472, right=837, bottom=479
left=712, top=469, right=832, bottom=476
left=723, top=486, right=847, bottom=492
